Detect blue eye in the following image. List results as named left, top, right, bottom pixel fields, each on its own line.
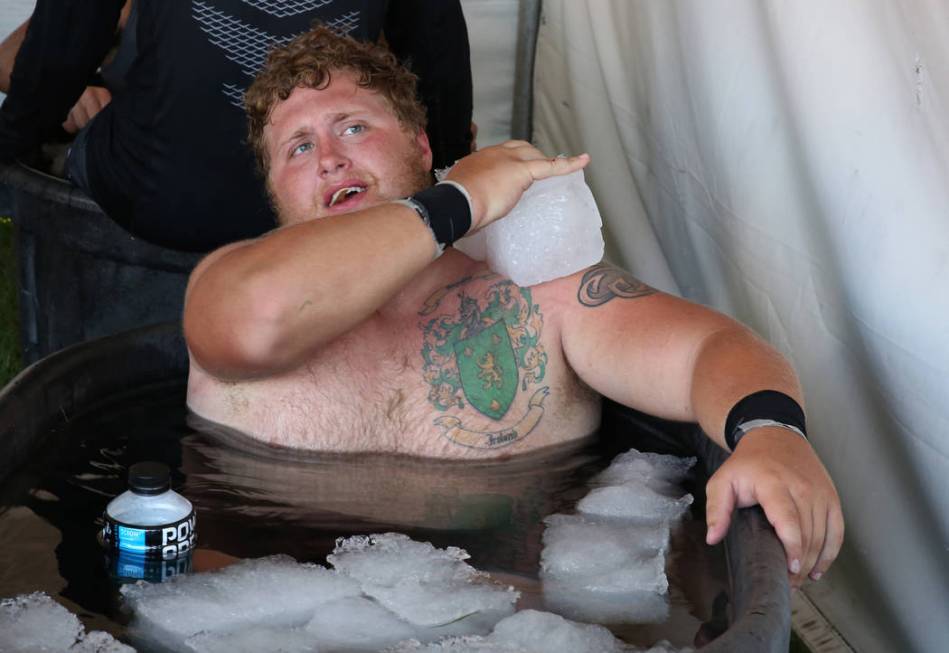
left=291, top=142, right=313, bottom=157
left=343, top=124, right=365, bottom=136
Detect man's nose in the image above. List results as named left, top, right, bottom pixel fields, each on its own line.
left=319, top=142, right=350, bottom=176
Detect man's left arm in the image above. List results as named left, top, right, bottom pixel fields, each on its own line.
left=557, top=263, right=844, bottom=587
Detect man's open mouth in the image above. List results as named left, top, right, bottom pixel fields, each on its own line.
left=328, top=185, right=367, bottom=208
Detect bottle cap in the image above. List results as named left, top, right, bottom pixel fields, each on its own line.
left=128, top=461, right=172, bottom=495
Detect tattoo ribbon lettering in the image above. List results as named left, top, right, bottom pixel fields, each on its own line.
left=434, top=387, right=549, bottom=449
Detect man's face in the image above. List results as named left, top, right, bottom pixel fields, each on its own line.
left=263, top=72, right=433, bottom=225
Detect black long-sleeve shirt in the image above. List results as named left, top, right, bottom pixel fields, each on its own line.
left=0, top=0, right=473, bottom=252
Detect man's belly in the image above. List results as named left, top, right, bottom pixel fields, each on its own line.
left=186, top=361, right=602, bottom=459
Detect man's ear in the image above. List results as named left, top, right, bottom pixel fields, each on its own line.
left=415, top=129, right=433, bottom=171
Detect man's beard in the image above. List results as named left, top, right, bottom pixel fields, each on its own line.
left=392, top=143, right=435, bottom=198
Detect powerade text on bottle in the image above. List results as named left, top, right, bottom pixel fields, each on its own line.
left=101, top=461, right=196, bottom=561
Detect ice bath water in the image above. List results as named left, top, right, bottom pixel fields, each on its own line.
left=0, top=381, right=730, bottom=650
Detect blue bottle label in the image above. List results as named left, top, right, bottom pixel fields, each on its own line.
left=101, top=510, right=197, bottom=560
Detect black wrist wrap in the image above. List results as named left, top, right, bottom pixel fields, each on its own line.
left=724, top=390, right=807, bottom=451
left=410, top=183, right=472, bottom=246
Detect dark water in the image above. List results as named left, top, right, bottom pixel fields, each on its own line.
left=0, top=381, right=730, bottom=650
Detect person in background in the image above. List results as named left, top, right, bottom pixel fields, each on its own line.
left=0, top=0, right=473, bottom=253
left=183, top=26, right=844, bottom=589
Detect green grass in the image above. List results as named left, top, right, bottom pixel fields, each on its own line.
left=0, top=215, right=21, bottom=386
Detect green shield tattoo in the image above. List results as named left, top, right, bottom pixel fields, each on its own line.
left=420, top=278, right=548, bottom=420
left=453, top=319, right=518, bottom=419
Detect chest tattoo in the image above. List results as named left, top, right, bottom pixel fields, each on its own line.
left=418, top=277, right=549, bottom=449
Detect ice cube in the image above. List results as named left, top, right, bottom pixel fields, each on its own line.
left=483, top=170, right=604, bottom=287
left=0, top=592, right=83, bottom=652
left=576, top=484, right=693, bottom=523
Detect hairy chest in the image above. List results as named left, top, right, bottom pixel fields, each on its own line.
left=188, top=275, right=601, bottom=457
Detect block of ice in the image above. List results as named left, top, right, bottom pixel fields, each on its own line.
left=0, top=592, right=83, bottom=652
left=0, top=592, right=134, bottom=653
left=541, top=581, right=670, bottom=625
left=388, top=609, right=628, bottom=653
left=328, top=533, right=475, bottom=586
left=541, top=514, right=670, bottom=578
left=490, top=610, right=627, bottom=652
left=70, top=631, right=137, bottom=653
left=329, top=534, right=518, bottom=628
left=576, top=484, right=693, bottom=523
left=453, top=170, right=604, bottom=287
left=185, top=626, right=315, bottom=653
left=304, top=596, right=420, bottom=650
left=592, top=449, right=696, bottom=490
left=121, top=554, right=360, bottom=643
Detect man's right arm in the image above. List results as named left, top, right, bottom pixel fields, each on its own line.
left=183, top=142, right=589, bottom=381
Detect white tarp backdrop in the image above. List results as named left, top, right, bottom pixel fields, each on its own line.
left=531, top=1, right=949, bottom=652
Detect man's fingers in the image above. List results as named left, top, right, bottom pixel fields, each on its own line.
left=759, top=486, right=805, bottom=576
left=799, top=500, right=823, bottom=584
left=526, top=153, right=590, bottom=181
left=704, top=474, right=736, bottom=545
left=810, top=503, right=845, bottom=580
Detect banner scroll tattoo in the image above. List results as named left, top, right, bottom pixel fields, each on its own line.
left=577, top=264, right=656, bottom=307
left=434, top=387, right=549, bottom=449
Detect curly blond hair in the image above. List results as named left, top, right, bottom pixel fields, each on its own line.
left=246, top=25, right=428, bottom=175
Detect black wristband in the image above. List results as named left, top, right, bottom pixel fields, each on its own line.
left=724, top=390, right=807, bottom=451
left=409, top=183, right=472, bottom=246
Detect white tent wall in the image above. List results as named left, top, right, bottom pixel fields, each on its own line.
left=530, top=1, right=948, bottom=652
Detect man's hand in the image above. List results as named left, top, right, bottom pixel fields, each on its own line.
left=62, top=86, right=112, bottom=134
left=445, top=140, right=589, bottom=231
left=704, top=427, right=844, bottom=588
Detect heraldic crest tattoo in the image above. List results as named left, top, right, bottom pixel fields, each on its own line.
left=419, top=275, right=549, bottom=449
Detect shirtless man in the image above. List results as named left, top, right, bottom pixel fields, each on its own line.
left=183, top=26, right=843, bottom=587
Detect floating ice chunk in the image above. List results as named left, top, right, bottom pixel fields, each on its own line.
left=0, top=592, right=83, bottom=652
left=329, top=533, right=519, bottom=628
left=0, top=592, right=133, bottom=653
left=542, top=549, right=668, bottom=595
left=542, top=513, right=671, bottom=572
left=70, top=630, right=137, bottom=653
left=185, top=626, right=315, bottom=653
left=541, top=581, right=670, bottom=625
left=304, top=596, right=420, bottom=650
left=490, top=610, right=627, bottom=652
left=576, top=484, right=693, bottom=523
left=593, top=449, right=696, bottom=491
left=328, top=533, right=475, bottom=586
left=388, top=636, right=520, bottom=652
left=121, top=554, right=360, bottom=643
left=388, top=610, right=627, bottom=653
left=453, top=170, right=605, bottom=287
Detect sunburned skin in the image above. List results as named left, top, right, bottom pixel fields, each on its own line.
left=186, top=257, right=603, bottom=458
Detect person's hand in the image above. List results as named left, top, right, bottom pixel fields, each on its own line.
left=445, top=140, right=589, bottom=231
left=704, top=427, right=844, bottom=588
left=62, top=86, right=112, bottom=134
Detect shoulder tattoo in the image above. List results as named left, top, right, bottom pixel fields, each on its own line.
left=577, top=263, right=656, bottom=307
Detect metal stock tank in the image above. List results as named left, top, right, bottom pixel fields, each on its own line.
left=0, top=322, right=791, bottom=651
